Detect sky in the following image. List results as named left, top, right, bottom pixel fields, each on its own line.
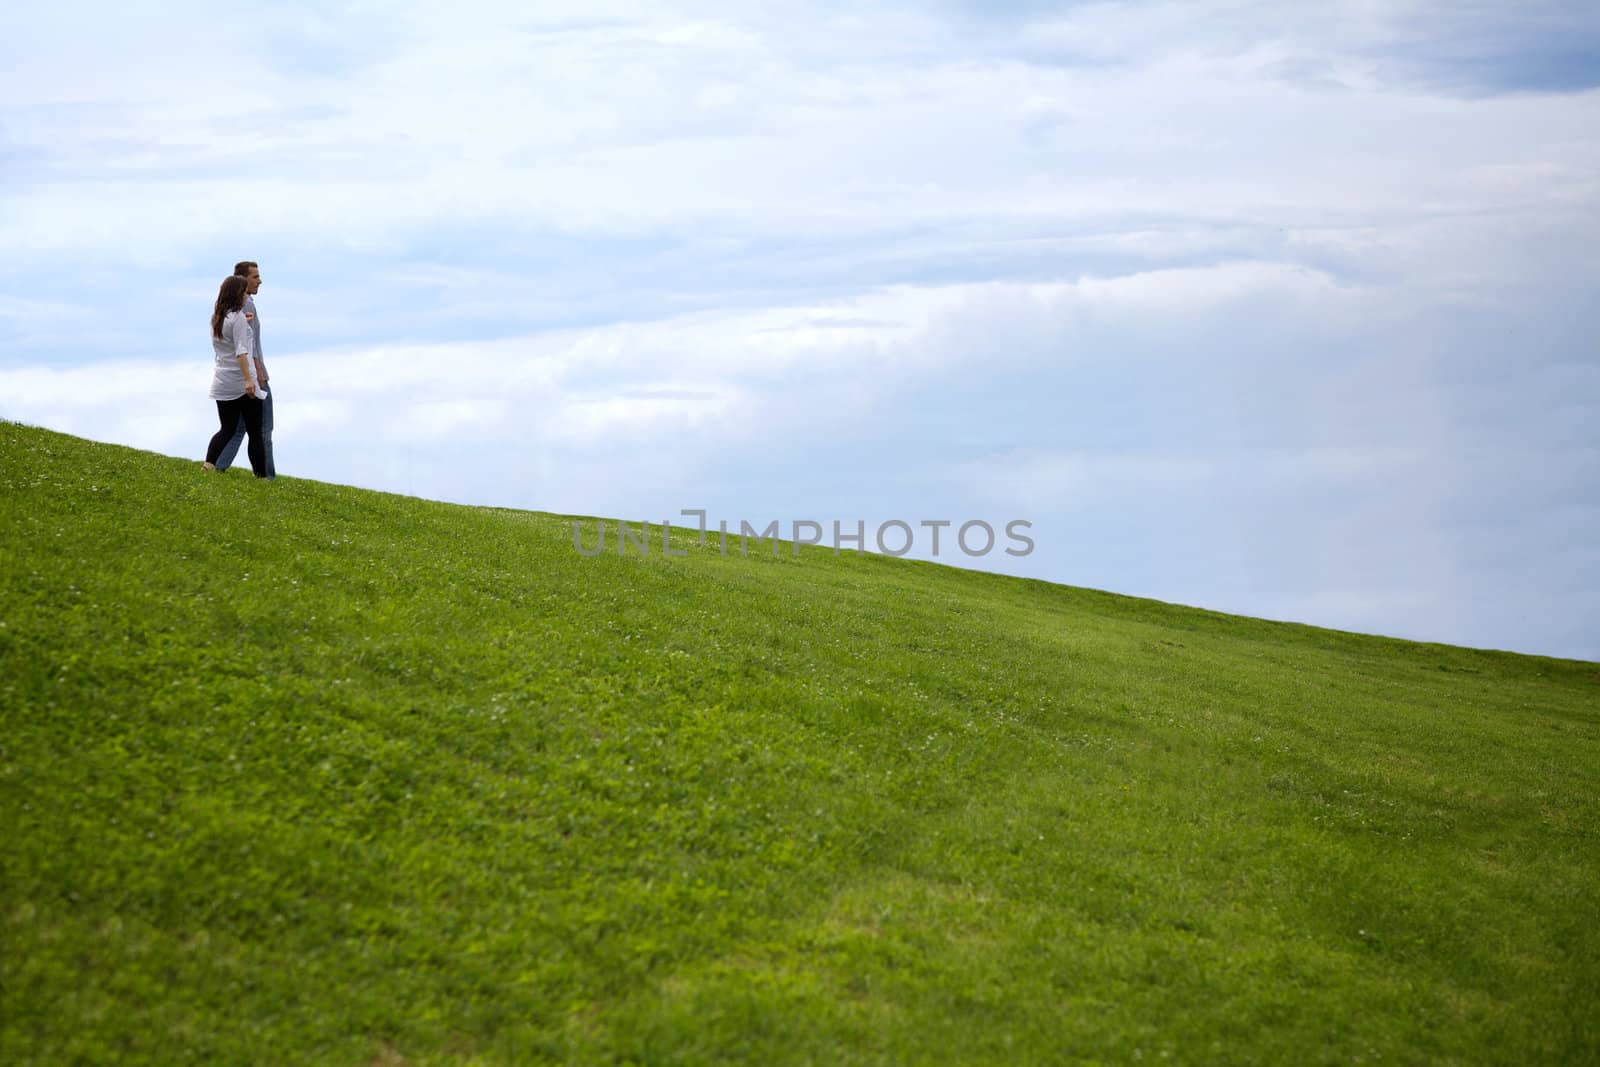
left=2, top=0, right=1597, bottom=660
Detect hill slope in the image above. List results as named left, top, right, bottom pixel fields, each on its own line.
left=2, top=422, right=1596, bottom=1065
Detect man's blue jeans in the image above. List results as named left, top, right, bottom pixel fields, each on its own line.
left=215, top=389, right=275, bottom=477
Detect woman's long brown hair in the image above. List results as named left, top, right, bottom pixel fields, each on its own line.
left=211, top=275, right=248, bottom=338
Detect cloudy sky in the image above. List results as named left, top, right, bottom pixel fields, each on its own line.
left=3, top=0, right=1597, bottom=660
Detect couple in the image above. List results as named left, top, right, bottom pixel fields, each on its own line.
left=202, top=261, right=275, bottom=478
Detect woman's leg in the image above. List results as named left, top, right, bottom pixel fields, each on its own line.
left=205, top=399, right=244, bottom=466
left=240, top=395, right=267, bottom=477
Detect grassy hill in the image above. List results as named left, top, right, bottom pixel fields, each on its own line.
left=2, top=421, right=1596, bottom=1065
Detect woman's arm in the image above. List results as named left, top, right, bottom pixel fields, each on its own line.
left=229, top=315, right=260, bottom=394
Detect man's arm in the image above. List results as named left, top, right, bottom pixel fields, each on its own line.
left=245, top=304, right=267, bottom=383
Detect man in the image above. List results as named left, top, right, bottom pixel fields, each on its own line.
left=213, top=260, right=274, bottom=478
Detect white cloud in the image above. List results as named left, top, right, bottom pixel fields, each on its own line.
left=0, top=260, right=1351, bottom=471
left=949, top=443, right=1435, bottom=514
left=4, top=1, right=1597, bottom=265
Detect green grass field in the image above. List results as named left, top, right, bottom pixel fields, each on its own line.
left=2, top=421, right=1596, bottom=1065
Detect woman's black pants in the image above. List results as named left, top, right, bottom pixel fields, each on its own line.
left=206, top=395, right=267, bottom=477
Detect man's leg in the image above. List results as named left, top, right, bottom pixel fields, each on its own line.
left=213, top=406, right=247, bottom=472
left=260, top=389, right=275, bottom=479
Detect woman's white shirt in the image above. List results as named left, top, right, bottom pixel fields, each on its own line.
left=209, top=309, right=258, bottom=401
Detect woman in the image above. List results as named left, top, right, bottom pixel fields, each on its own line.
left=202, top=274, right=269, bottom=477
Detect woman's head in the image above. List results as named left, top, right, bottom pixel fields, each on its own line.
left=211, top=274, right=249, bottom=338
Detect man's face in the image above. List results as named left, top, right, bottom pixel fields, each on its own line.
left=246, top=267, right=262, bottom=295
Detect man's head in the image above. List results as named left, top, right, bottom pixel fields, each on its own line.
left=234, top=260, right=261, bottom=295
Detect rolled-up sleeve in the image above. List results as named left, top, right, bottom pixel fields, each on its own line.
left=226, top=315, right=252, bottom=357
